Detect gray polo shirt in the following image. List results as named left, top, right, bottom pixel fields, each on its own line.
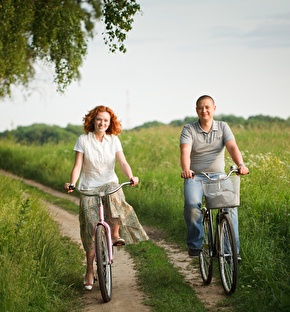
left=180, top=120, right=235, bottom=173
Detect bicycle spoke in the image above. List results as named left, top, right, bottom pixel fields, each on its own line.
left=199, top=208, right=213, bottom=284
left=96, top=225, right=112, bottom=302
left=218, top=215, right=238, bottom=294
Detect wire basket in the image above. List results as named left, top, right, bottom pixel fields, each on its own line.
left=202, top=175, right=240, bottom=209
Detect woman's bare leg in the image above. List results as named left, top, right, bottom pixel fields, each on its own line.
left=84, top=248, right=95, bottom=286
left=111, top=219, right=125, bottom=245
left=111, top=223, right=120, bottom=241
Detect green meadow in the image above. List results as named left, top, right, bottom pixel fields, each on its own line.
left=0, top=122, right=289, bottom=311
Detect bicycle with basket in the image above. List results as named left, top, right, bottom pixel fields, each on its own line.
left=199, top=166, right=241, bottom=295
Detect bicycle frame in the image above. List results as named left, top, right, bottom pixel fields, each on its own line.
left=95, top=196, right=113, bottom=263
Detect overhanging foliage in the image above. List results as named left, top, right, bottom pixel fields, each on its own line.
left=0, top=0, right=141, bottom=97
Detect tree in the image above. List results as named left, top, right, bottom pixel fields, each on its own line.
left=0, top=0, right=141, bottom=98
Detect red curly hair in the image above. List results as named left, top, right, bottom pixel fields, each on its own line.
left=83, top=105, right=122, bottom=135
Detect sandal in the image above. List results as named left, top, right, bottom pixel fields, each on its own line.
left=83, top=275, right=95, bottom=291
left=113, top=237, right=125, bottom=246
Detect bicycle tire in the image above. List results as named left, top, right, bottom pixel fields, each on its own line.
left=199, top=208, right=213, bottom=284
left=95, top=224, right=112, bottom=302
left=218, top=214, right=238, bottom=295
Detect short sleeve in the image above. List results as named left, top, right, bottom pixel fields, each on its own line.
left=74, top=135, right=85, bottom=153
left=222, top=122, right=235, bottom=143
left=180, top=124, right=193, bottom=145
left=114, top=136, right=123, bottom=153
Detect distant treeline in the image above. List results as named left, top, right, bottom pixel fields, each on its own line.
left=0, top=124, right=83, bottom=145
left=0, top=114, right=289, bottom=145
left=139, top=114, right=290, bottom=129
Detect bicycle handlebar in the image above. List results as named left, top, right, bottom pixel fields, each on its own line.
left=69, top=181, right=134, bottom=197
left=199, top=166, right=239, bottom=181
left=181, top=165, right=247, bottom=180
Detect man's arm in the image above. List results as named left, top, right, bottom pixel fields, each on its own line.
left=180, top=143, right=194, bottom=178
left=225, top=140, right=249, bottom=174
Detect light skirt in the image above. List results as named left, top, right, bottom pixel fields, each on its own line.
left=79, top=182, right=149, bottom=252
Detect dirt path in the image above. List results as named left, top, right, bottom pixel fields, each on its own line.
left=46, top=201, right=150, bottom=312
left=1, top=170, right=229, bottom=311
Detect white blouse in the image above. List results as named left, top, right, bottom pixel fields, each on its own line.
left=74, top=132, right=122, bottom=190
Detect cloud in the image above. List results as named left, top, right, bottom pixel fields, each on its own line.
left=245, top=13, right=290, bottom=48
left=210, top=12, right=290, bottom=48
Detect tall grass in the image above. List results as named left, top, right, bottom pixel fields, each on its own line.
left=231, top=151, right=290, bottom=311
left=0, top=142, right=75, bottom=191
left=0, top=124, right=289, bottom=311
left=0, top=176, right=84, bottom=312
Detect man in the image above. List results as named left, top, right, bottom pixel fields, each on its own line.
left=180, top=95, right=249, bottom=258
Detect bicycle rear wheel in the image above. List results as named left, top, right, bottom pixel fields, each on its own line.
left=199, top=207, right=213, bottom=284
left=218, top=214, right=238, bottom=295
left=95, top=225, right=112, bottom=302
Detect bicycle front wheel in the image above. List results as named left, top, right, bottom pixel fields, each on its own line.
left=218, top=214, right=238, bottom=295
left=199, top=208, right=213, bottom=284
left=95, top=225, right=112, bottom=302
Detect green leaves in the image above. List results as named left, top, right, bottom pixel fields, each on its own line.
left=102, top=0, right=141, bottom=53
left=0, top=0, right=141, bottom=97
left=0, top=0, right=35, bottom=96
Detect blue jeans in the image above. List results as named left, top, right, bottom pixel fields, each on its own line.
left=183, top=173, right=240, bottom=253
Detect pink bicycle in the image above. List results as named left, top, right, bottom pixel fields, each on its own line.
left=71, top=181, right=133, bottom=302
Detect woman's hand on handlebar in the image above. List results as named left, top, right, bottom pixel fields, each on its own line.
left=181, top=170, right=195, bottom=179
left=130, top=176, right=139, bottom=186
left=64, top=182, right=75, bottom=193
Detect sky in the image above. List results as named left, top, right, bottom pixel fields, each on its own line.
left=1, top=0, right=290, bottom=132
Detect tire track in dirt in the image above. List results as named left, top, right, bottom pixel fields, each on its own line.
left=145, top=228, right=230, bottom=311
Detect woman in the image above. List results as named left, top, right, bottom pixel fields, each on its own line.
left=64, top=105, right=148, bottom=290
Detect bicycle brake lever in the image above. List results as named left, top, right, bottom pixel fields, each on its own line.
left=69, top=184, right=75, bottom=190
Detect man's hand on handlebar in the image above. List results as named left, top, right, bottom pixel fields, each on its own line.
left=237, top=165, right=249, bottom=175
left=181, top=170, right=195, bottom=179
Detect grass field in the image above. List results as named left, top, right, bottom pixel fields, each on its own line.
left=0, top=123, right=289, bottom=311
left=0, top=177, right=84, bottom=312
